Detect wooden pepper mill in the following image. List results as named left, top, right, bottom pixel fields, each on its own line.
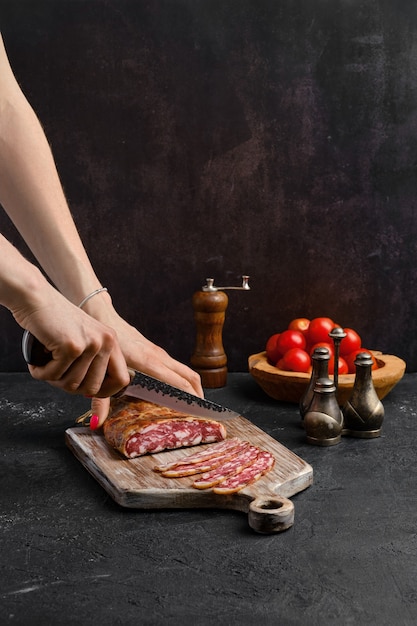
left=191, top=276, right=250, bottom=388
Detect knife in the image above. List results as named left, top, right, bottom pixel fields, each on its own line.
left=21, top=330, right=239, bottom=421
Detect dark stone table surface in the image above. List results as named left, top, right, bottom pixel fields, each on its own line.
left=0, top=372, right=416, bottom=625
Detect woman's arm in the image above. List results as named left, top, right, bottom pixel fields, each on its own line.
left=0, top=233, right=130, bottom=399
left=0, top=34, right=102, bottom=304
left=0, top=34, right=203, bottom=425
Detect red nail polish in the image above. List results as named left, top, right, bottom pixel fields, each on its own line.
left=89, top=414, right=99, bottom=430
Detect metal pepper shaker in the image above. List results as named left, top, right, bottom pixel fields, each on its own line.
left=299, top=346, right=331, bottom=421
left=342, top=352, right=384, bottom=438
left=304, top=377, right=344, bottom=446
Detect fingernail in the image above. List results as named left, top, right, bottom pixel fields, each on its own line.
left=89, top=414, right=99, bottom=430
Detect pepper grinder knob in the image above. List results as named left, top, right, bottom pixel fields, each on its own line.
left=190, top=276, right=250, bottom=389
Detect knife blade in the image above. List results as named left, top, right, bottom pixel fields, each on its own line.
left=21, top=330, right=239, bottom=421
left=116, top=369, right=239, bottom=421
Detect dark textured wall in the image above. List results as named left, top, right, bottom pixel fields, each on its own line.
left=1, top=0, right=417, bottom=373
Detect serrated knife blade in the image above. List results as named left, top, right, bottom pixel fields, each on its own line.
left=117, top=369, right=239, bottom=421
left=22, top=330, right=239, bottom=421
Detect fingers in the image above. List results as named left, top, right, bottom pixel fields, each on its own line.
left=31, top=358, right=130, bottom=398
left=89, top=397, right=110, bottom=429
left=122, top=337, right=203, bottom=398
left=132, top=353, right=204, bottom=399
left=80, top=310, right=204, bottom=399
left=29, top=326, right=130, bottom=398
left=162, top=360, right=204, bottom=398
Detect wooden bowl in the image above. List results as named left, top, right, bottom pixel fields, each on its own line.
left=248, top=351, right=406, bottom=406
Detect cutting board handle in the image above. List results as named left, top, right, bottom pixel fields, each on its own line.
left=248, top=495, right=294, bottom=533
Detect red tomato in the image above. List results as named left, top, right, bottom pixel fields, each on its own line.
left=307, top=317, right=335, bottom=345
left=276, top=329, right=306, bottom=356
left=282, top=348, right=311, bottom=373
left=340, top=328, right=362, bottom=356
left=288, top=317, right=310, bottom=337
left=266, top=333, right=281, bottom=364
left=309, top=341, right=334, bottom=357
left=344, top=349, right=378, bottom=374
left=328, top=356, right=349, bottom=375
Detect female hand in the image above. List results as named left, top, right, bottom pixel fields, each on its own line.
left=15, top=282, right=202, bottom=429
left=0, top=33, right=202, bottom=430
left=83, top=291, right=204, bottom=428
left=16, top=286, right=131, bottom=399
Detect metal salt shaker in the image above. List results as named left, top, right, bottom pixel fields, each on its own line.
left=299, top=346, right=331, bottom=421
left=342, top=352, right=384, bottom=438
left=304, top=377, right=344, bottom=446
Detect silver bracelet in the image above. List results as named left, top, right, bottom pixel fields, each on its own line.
left=78, top=287, right=108, bottom=309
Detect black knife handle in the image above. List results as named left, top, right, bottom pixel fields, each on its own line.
left=22, top=330, right=52, bottom=366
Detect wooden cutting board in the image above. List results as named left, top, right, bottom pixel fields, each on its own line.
left=65, top=415, right=313, bottom=534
